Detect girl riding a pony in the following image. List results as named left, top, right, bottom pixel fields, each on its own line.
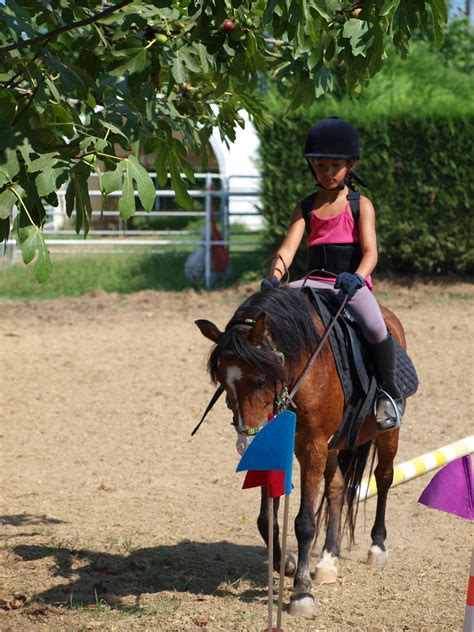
left=263, top=116, right=403, bottom=431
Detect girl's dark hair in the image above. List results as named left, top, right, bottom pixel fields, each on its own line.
left=345, top=170, right=358, bottom=191
left=345, top=169, right=367, bottom=191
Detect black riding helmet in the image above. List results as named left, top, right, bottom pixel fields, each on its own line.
left=304, top=116, right=361, bottom=185
left=305, top=116, right=360, bottom=159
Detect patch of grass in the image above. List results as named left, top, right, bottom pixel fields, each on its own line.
left=143, top=595, right=182, bottom=617
left=68, top=593, right=84, bottom=610
left=446, top=293, right=472, bottom=301
left=432, top=293, right=473, bottom=303
left=0, top=249, right=265, bottom=300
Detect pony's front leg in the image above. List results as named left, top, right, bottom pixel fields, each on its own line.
left=315, top=450, right=344, bottom=585
left=289, top=440, right=327, bottom=618
left=367, top=430, right=399, bottom=570
left=257, top=489, right=297, bottom=576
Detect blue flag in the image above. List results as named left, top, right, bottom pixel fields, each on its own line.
left=236, top=410, right=296, bottom=496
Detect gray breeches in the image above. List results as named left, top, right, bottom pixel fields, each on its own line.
left=289, top=278, right=387, bottom=344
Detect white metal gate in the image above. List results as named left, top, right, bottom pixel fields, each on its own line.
left=6, top=173, right=263, bottom=288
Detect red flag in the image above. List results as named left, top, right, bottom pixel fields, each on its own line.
left=242, top=470, right=285, bottom=498
left=236, top=411, right=296, bottom=498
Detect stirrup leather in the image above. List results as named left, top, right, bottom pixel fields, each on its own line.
left=374, top=389, right=403, bottom=431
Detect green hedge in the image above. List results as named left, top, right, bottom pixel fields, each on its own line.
left=258, top=44, right=474, bottom=276
left=258, top=115, right=473, bottom=275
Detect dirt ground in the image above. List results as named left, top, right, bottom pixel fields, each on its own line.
left=0, top=280, right=473, bottom=632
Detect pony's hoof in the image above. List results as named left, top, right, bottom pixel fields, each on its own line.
left=367, top=544, right=388, bottom=570
left=315, top=550, right=338, bottom=585
left=285, top=551, right=297, bottom=577
left=315, top=566, right=337, bottom=585
left=289, top=593, right=315, bottom=618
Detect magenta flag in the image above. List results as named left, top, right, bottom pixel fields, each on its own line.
left=418, top=455, right=474, bottom=520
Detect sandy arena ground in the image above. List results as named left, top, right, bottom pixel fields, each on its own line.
left=0, top=280, right=473, bottom=631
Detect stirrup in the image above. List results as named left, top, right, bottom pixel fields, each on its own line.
left=374, top=389, right=403, bottom=432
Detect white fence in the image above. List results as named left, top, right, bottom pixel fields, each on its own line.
left=6, top=173, right=263, bottom=288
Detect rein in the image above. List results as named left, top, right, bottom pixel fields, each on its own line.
left=282, top=294, right=349, bottom=408
left=192, top=293, right=349, bottom=437
left=233, top=294, right=349, bottom=436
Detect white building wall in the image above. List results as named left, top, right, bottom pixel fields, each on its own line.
left=210, top=111, right=262, bottom=229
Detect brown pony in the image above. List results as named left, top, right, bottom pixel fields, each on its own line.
left=196, top=286, right=403, bottom=618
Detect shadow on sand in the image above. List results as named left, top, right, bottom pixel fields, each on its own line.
left=1, top=514, right=67, bottom=527
left=13, top=539, right=271, bottom=609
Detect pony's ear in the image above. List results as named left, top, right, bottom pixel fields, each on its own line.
left=248, top=312, right=267, bottom=345
left=195, top=319, right=223, bottom=343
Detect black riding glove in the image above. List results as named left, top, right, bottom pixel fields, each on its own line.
left=334, top=272, right=365, bottom=298
left=260, top=275, right=280, bottom=290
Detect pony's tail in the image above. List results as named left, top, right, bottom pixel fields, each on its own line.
left=313, top=441, right=376, bottom=552
left=338, top=441, right=376, bottom=547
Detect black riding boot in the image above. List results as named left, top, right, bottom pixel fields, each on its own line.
left=370, top=333, right=404, bottom=432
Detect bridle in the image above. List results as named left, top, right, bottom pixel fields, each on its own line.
left=192, top=294, right=349, bottom=438
left=228, top=317, right=293, bottom=436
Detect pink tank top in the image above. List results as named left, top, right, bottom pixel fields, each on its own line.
left=307, top=200, right=373, bottom=289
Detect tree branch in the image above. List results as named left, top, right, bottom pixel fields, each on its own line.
left=0, top=0, right=133, bottom=53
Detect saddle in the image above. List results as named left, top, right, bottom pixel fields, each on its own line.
left=303, top=288, right=419, bottom=451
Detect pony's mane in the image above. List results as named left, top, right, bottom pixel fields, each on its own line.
left=208, top=287, right=321, bottom=384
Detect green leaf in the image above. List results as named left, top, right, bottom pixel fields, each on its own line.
left=379, top=1, right=400, bottom=16
left=45, top=76, right=62, bottom=102
left=213, top=73, right=230, bottom=98
left=263, top=0, right=279, bottom=24
left=179, top=46, right=202, bottom=73
left=13, top=213, right=52, bottom=282
left=16, top=223, right=37, bottom=265
left=342, top=19, right=370, bottom=57
left=124, top=155, right=156, bottom=212
left=155, top=143, right=169, bottom=188
left=0, top=89, right=18, bottom=123
left=0, top=187, right=19, bottom=219
left=27, top=152, right=59, bottom=174
left=0, top=148, right=20, bottom=187
left=65, top=162, right=93, bottom=236
left=33, top=242, right=53, bottom=283
left=171, top=55, right=186, bottom=84
left=309, top=7, right=329, bottom=22
left=429, top=0, right=448, bottom=23
left=35, top=163, right=69, bottom=197
left=48, top=103, right=75, bottom=137
left=313, top=66, right=333, bottom=98
left=116, top=154, right=156, bottom=218
left=118, top=162, right=135, bottom=219
left=99, top=121, right=129, bottom=139
left=101, top=164, right=123, bottom=195
left=109, top=48, right=148, bottom=76
left=80, top=136, right=108, bottom=153
left=169, top=153, right=192, bottom=210
left=429, top=0, right=448, bottom=47
left=197, top=43, right=210, bottom=73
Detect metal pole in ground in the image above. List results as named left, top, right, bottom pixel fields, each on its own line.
left=267, top=494, right=274, bottom=631
left=204, top=172, right=212, bottom=289
left=276, top=494, right=290, bottom=631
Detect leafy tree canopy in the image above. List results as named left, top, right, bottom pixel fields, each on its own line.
left=0, top=0, right=448, bottom=281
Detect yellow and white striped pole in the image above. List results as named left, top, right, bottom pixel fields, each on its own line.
left=358, top=435, right=474, bottom=501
